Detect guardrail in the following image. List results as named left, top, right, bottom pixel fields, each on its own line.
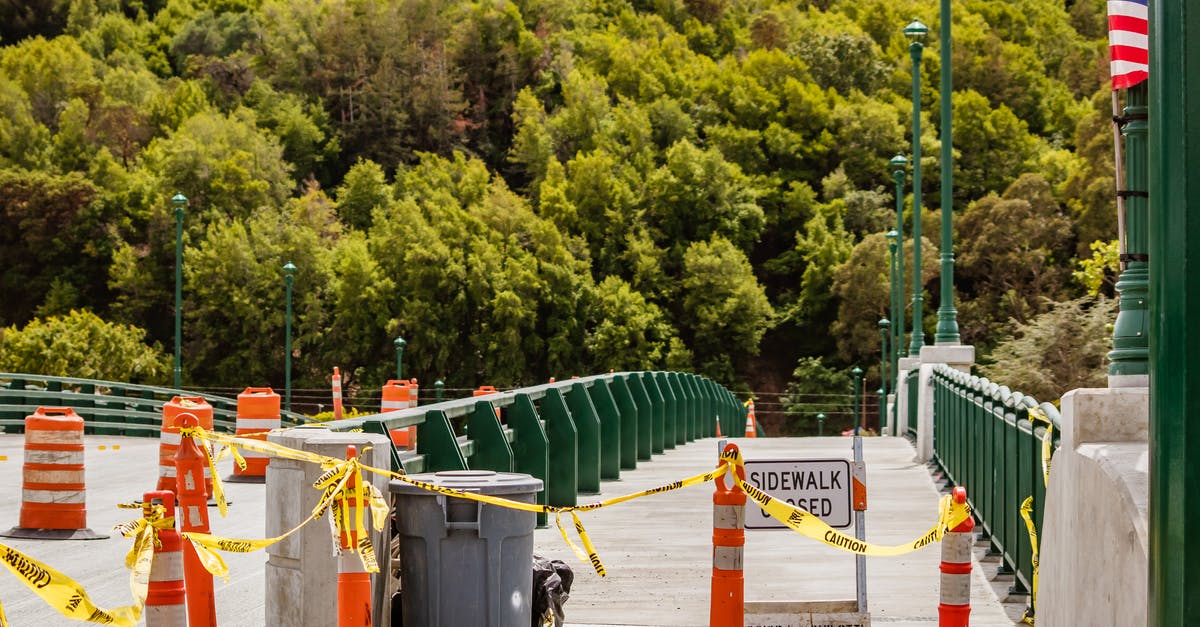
left=0, top=372, right=310, bottom=436
left=319, top=371, right=745, bottom=514
left=906, top=370, right=919, bottom=437
left=929, top=363, right=1060, bottom=602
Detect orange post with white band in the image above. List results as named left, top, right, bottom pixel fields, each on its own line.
left=710, top=442, right=745, bottom=626
left=939, top=486, right=974, bottom=626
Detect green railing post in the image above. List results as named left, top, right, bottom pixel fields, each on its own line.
left=434, top=379, right=444, bottom=402
left=567, top=382, right=602, bottom=494
left=586, top=379, right=622, bottom=480
left=467, top=400, right=513, bottom=472
left=668, top=374, right=691, bottom=442
left=610, top=375, right=639, bottom=470
left=654, top=372, right=677, bottom=449
left=508, top=394, right=550, bottom=528
left=394, top=336, right=406, bottom=380
left=542, top=389, right=578, bottom=507
left=416, top=409, right=467, bottom=472
left=684, top=375, right=703, bottom=437
left=627, top=375, right=653, bottom=460
left=817, top=413, right=825, bottom=436
left=642, top=373, right=666, bottom=454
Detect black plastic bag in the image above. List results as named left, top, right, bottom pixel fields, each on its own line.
left=531, top=555, right=573, bottom=627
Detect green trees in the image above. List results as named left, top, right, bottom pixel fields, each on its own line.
left=0, top=0, right=1115, bottom=424
left=0, top=310, right=169, bottom=383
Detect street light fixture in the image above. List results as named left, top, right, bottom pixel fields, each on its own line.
left=904, top=18, right=928, bottom=355
left=283, top=262, right=296, bottom=412
left=172, top=192, right=187, bottom=390
left=817, top=413, right=826, bottom=437
left=935, top=2, right=961, bottom=344
left=394, top=336, right=406, bottom=380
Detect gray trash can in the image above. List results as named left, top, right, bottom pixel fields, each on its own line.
left=390, top=470, right=544, bottom=627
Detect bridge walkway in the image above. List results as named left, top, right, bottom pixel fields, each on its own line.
left=0, top=434, right=1019, bottom=626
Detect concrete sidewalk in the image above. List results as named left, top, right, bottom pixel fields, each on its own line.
left=533, top=437, right=1020, bottom=627
left=0, top=434, right=1021, bottom=626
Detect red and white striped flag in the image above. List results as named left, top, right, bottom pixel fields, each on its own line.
left=1108, top=0, right=1148, bottom=89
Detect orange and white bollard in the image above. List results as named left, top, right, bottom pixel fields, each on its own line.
left=382, top=379, right=419, bottom=449
left=159, top=397, right=214, bottom=498
left=338, top=445, right=371, bottom=627
left=143, top=490, right=186, bottom=627
left=939, top=486, right=974, bottom=626
left=1, top=407, right=107, bottom=540
left=175, top=413, right=216, bottom=627
left=332, top=367, right=344, bottom=421
left=710, top=442, right=745, bottom=626
left=744, top=401, right=757, bottom=438
left=227, top=387, right=280, bottom=483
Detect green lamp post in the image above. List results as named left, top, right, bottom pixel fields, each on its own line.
left=817, top=413, right=826, bottom=437
left=890, top=156, right=908, bottom=360
left=435, top=379, right=444, bottom=402
left=851, top=366, right=863, bottom=435
left=879, top=318, right=891, bottom=398
left=904, top=18, right=928, bottom=354
left=1108, top=83, right=1149, bottom=383
left=394, top=336, right=406, bottom=380
left=283, top=262, right=296, bottom=412
left=935, top=1, right=960, bottom=344
left=172, top=192, right=187, bottom=390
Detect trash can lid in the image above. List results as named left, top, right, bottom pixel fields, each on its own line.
left=389, top=470, right=544, bottom=496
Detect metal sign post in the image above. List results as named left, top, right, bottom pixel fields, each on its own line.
left=852, top=435, right=868, bottom=614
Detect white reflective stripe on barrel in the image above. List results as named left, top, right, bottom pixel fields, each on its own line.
left=235, top=419, right=280, bottom=430
left=941, top=532, right=973, bottom=564
left=381, top=400, right=406, bottom=410
left=713, top=504, right=745, bottom=529
left=160, top=465, right=177, bottom=478
left=25, top=430, right=82, bottom=444
left=160, top=432, right=182, bottom=445
left=22, top=489, right=85, bottom=503
left=940, top=572, right=971, bottom=605
left=23, top=469, right=85, bottom=484
left=24, top=450, right=84, bottom=465
left=149, top=551, right=184, bottom=582
left=712, top=546, right=743, bottom=570
left=338, top=551, right=368, bottom=573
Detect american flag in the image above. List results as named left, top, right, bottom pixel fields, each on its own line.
left=1108, top=0, right=1149, bottom=90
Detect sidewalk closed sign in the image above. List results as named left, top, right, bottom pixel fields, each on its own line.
left=743, top=459, right=852, bottom=529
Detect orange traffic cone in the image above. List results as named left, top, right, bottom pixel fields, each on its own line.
left=744, top=401, right=757, bottom=438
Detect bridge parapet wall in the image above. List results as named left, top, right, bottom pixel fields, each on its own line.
left=1039, top=387, right=1148, bottom=627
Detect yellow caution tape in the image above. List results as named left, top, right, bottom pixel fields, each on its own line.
left=0, top=504, right=168, bottom=627
left=1027, top=407, right=1054, bottom=488
left=1019, top=496, right=1040, bottom=625
left=721, top=447, right=971, bottom=556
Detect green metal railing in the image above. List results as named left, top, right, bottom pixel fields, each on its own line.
left=930, top=363, right=1060, bottom=601
left=320, top=371, right=745, bottom=520
left=0, top=372, right=310, bottom=436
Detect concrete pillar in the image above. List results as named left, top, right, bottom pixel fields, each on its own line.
left=266, top=428, right=393, bottom=627
left=893, top=356, right=921, bottom=437
left=1039, top=387, right=1148, bottom=627
left=914, top=345, right=974, bottom=462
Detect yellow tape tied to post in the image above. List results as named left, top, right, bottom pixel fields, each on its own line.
left=0, top=503, right=173, bottom=627
left=719, top=446, right=972, bottom=556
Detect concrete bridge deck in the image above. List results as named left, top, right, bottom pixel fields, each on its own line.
left=0, top=434, right=1020, bottom=626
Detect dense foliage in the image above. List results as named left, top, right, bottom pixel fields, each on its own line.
left=0, top=0, right=1121, bottom=422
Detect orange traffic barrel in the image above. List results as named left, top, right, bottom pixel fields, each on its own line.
left=158, top=396, right=214, bottom=497
left=226, top=388, right=280, bottom=483
left=474, top=385, right=502, bottom=419
left=383, top=379, right=418, bottom=449
left=0, top=407, right=107, bottom=540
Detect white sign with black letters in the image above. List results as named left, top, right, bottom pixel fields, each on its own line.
left=743, top=459, right=852, bottom=529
